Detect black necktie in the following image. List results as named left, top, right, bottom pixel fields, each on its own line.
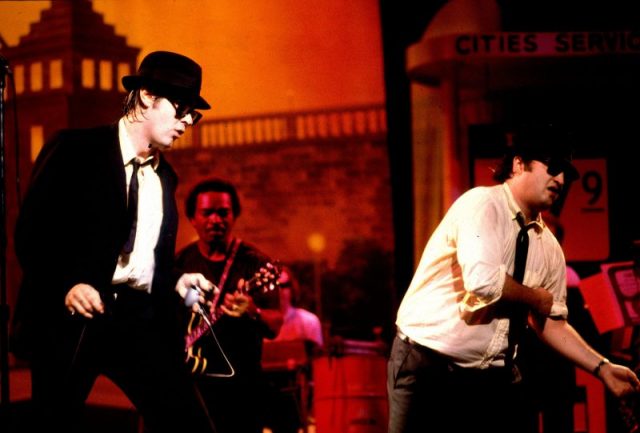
left=506, top=212, right=534, bottom=376
left=122, top=160, right=141, bottom=254
left=513, top=212, right=530, bottom=284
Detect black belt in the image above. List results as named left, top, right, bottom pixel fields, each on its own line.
left=102, top=284, right=153, bottom=318
left=102, top=283, right=149, bottom=304
left=396, top=330, right=444, bottom=358
left=396, top=329, right=513, bottom=382
left=111, top=283, right=150, bottom=297
left=397, top=329, right=422, bottom=347
left=396, top=329, right=455, bottom=372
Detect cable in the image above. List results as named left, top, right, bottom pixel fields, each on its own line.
left=194, top=305, right=235, bottom=378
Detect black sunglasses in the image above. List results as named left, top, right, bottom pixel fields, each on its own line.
left=535, top=158, right=579, bottom=181
left=168, top=99, right=202, bottom=125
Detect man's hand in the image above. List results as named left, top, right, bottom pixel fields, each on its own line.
left=501, top=275, right=554, bottom=317
left=65, top=283, right=104, bottom=319
left=530, top=286, right=553, bottom=317
left=599, top=362, right=640, bottom=398
left=175, top=273, right=217, bottom=313
left=219, top=279, right=259, bottom=318
left=220, top=291, right=254, bottom=318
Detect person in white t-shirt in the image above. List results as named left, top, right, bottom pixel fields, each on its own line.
left=274, top=267, right=323, bottom=348
left=263, top=266, right=323, bottom=433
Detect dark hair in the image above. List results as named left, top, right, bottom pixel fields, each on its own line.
left=122, top=88, right=153, bottom=122
left=123, top=89, right=140, bottom=116
left=185, top=178, right=241, bottom=219
left=492, top=123, right=575, bottom=183
left=493, top=153, right=529, bottom=183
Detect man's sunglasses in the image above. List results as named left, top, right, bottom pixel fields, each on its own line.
left=535, top=157, right=579, bottom=182
left=168, top=99, right=202, bottom=125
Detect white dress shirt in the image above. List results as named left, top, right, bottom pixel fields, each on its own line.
left=111, top=118, right=163, bottom=292
left=396, top=183, right=568, bottom=368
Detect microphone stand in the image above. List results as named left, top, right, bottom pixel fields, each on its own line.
left=0, top=56, right=12, bottom=410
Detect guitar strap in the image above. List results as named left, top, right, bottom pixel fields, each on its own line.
left=210, top=237, right=242, bottom=314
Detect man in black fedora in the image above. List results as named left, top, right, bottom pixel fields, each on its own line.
left=12, top=51, right=217, bottom=432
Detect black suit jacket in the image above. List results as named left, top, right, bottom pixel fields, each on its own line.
left=13, top=123, right=180, bottom=354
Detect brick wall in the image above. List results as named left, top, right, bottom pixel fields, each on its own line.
left=165, top=136, right=394, bottom=268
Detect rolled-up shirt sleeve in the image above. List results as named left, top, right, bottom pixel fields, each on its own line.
left=455, top=192, right=508, bottom=312
left=544, top=241, right=569, bottom=319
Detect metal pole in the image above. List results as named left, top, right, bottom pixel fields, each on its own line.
left=0, top=55, right=12, bottom=408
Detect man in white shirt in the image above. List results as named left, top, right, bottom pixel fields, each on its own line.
left=388, top=124, right=640, bottom=433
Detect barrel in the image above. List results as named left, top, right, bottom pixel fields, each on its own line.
left=312, top=339, right=388, bottom=433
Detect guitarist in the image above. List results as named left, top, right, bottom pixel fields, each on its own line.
left=175, top=178, right=283, bottom=433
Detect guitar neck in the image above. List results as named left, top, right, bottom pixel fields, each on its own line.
left=185, top=308, right=222, bottom=348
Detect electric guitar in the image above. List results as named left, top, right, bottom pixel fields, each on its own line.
left=185, top=262, right=280, bottom=375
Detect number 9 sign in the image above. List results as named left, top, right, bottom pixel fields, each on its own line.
left=561, top=159, right=609, bottom=261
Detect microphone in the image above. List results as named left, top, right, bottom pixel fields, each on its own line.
left=185, top=285, right=213, bottom=319
left=185, top=285, right=202, bottom=309
left=185, top=285, right=210, bottom=320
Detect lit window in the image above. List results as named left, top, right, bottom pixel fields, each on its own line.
left=117, top=62, right=130, bottom=92
left=50, top=59, right=63, bottom=89
left=81, top=58, right=95, bottom=88
left=14, top=65, right=25, bottom=94
left=30, top=125, right=44, bottom=162
left=30, top=62, right=43, bottom=91
left=99, top=60, right=112, bottom=90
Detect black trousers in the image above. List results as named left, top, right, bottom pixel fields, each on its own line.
left=387, top=334, right=537, bottom=433
left=197, top=372, right=264, bottom=433
left=25, top=288, right=216, bottom=433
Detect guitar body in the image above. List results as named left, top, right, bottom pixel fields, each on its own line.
left=186, top=313, right=211, bottom=375
left=186, top=339, right=208, bottom=375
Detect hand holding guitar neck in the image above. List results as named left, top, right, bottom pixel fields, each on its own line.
left=220, top=263, right=279, bottom=317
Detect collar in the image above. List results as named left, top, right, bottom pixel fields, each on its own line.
left=501, top=183, right=544, bottom=233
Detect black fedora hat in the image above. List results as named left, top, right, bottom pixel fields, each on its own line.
left=122, top=51, right=210, bottom=110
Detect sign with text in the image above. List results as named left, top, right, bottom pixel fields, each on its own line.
left=425, top=32, right=640, bottom=61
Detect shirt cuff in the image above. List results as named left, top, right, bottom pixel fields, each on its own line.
left=550, top=301, right=568, bottom=319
